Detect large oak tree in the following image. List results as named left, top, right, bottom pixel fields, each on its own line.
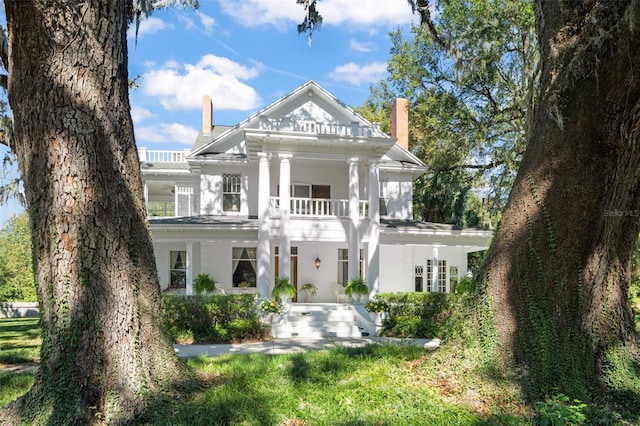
left=0, top=1, right=189, bottom=423
left=477, top=0, right=640, bottom=401
left=406, top=0, right=640, bottom=404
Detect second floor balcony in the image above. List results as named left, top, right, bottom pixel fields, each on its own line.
left=269, top=197, right=368, bottom=219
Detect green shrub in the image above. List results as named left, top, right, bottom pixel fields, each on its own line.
left=162, top=293, right=269, bottom=343
left=376, top=292, right=453, bottom=338
left=345, top=276, right=368, bottom=297
left=535, top=394, right=587, bottom=425
left=272, top=277, right=296, bottom=300
left=193, top=273, right=216, bottom=294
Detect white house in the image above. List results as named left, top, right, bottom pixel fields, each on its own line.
left=140, top=81, right=492, bottom=302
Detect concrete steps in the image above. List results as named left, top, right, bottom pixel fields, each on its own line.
left=271, top=303, right=365, bottom=338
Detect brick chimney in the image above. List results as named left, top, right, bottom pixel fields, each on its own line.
left=391, top=98, right=409, bottom=151
left=202, top=95, right=213, bottom=133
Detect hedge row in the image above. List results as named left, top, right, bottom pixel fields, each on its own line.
left=162, top=294, right=270, bottom=344
left=375, top=292, right=455, bottom=339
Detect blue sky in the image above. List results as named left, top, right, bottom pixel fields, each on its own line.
left=1, top=0, right=419, bottom=225
left=128, top=0, right=418, bottom=151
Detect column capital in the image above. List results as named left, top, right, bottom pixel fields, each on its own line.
left=279, top=153, right=293, bottom=161
left=258, top=152, right=272, bottom=161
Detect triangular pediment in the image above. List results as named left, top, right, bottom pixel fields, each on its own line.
left=189, top=81, right=385, bottom=158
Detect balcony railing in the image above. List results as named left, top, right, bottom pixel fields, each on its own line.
left=269, top=197, right=368, bottom=218
left=259, top=116, right=383, bottom=138
left=139, top=148, right=188, bottom=163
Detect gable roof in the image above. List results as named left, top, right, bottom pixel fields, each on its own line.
left=187, top=81, right=426, bottom=172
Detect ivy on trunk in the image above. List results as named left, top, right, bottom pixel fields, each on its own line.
left=0, top=1, right=188, bottom=423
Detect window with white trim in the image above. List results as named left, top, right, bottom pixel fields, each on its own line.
left=449, top=266, right=459, bottom=294
left=232, top=247, right=256, bottom=287
left=176, top=184, right=195, bottom=216
left=223, top=174, right=241, bottom=212
left=438, top=260, right=447, bottom=293
left=425, top=259, right=433, bottom=292
left=337, top=248, right=363, bottom=286
left=170, top=251, right=186, bottom=288
left=379, top=179, right=388, bottom=216
left=415, top=265, right=424, bottom=292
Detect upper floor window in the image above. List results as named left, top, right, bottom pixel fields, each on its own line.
left=223, top=174, right=241, bottom=212
left=379, top=179, right=388, bottom=216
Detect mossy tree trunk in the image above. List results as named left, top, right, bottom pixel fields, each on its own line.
left=484, top=0, right=640, bottom=401
left=0, top=1, right=187, bottom=423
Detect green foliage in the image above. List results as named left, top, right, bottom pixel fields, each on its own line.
left=0, top=212, right=36, bottom=302
left=535, top=394, right=587, bottom=426
left=134, top=344, right=528, bottom=425
left=193, top=273, right=215, bottom=294
left=258, top=298, right=283, bottom=314
left=272, top=277, right=296, bottom=300
left=365, top=299, right=389, bottom=313
left=358, top=0, right=538, bottom=227
left=161, top=294, right=268, bottom=343
left=300, top=282, right=317, bottom=295
left=376, top=292, right=453, bottom=338
left=345, top=276, right=368, bottom=297
left=455, top=276, right=475, bottom=295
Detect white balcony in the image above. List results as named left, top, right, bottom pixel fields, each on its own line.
left=258, top=116, right=383, bottom=138
left=269, top=197, right=368, bottom=218
left=139, top=148, right=189, bottom=163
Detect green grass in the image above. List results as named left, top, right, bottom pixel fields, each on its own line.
left=135, top=345, right=531, bottom=425
left=0, top=318, right=40, bottom=365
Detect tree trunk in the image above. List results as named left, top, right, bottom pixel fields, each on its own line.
left=0, top=1, right=187, bottom=423
left=484, top=0, right=640, bottom=401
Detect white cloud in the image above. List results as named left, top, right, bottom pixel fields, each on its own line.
left=131, top=105, right=155, bottom=123
left=329, top=61, right=388, bottom=86
left=219, top=0, right=413, bottom=29
left=127, top=17, right=172, bottom=38
left=218, top=0, right=300, bottom=30
left=350, top=39, right=376, bottom=53
left=197, top=11, right=216, bottom=34
left=136, top=122, right=198, bottom=146
left=142, top=55, right=262, bottom=111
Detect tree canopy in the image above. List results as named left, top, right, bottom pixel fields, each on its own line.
left=358, top=0, right=538, bottom=227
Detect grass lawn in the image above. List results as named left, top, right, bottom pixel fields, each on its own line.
left=0, top=318, right=40, bottom=365
left=0, top=317, right=533, bottom=425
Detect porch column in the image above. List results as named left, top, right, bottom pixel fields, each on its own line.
left=278, top=155, right=292, bottom=281
left=185, top=241, right=194, bottom=295
left=431, top=246, right=439, bottom=293
left=367, top=162, right=380, bottom=297
left=257, top=153, right=271, bottom=298
left=143, top=182, right=148, bottom=213
left=348, top=158, right=360, bottom=280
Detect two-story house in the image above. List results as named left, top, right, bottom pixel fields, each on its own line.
left=140, top=81, right=492, bottom=302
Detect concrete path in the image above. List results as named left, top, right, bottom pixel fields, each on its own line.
left=0, top=338, right=441, bottom=373
left=174, top=336, right=440, bottom=358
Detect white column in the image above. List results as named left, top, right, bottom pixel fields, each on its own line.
left=431, top=246, right=439, bottom=293
left=185, top=241, right=193, bottom=295
left=367, top=162, right=380, bottom=297
left=143, top=182, right=148, bottom=214
left=257, top=153, right=271, bottom=298
left=348, top=159, right=360, bottom=280
left=278, top=155, right=292, bottom=280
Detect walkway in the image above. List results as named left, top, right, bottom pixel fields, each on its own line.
left=174, top=336, right=440, bottom=357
